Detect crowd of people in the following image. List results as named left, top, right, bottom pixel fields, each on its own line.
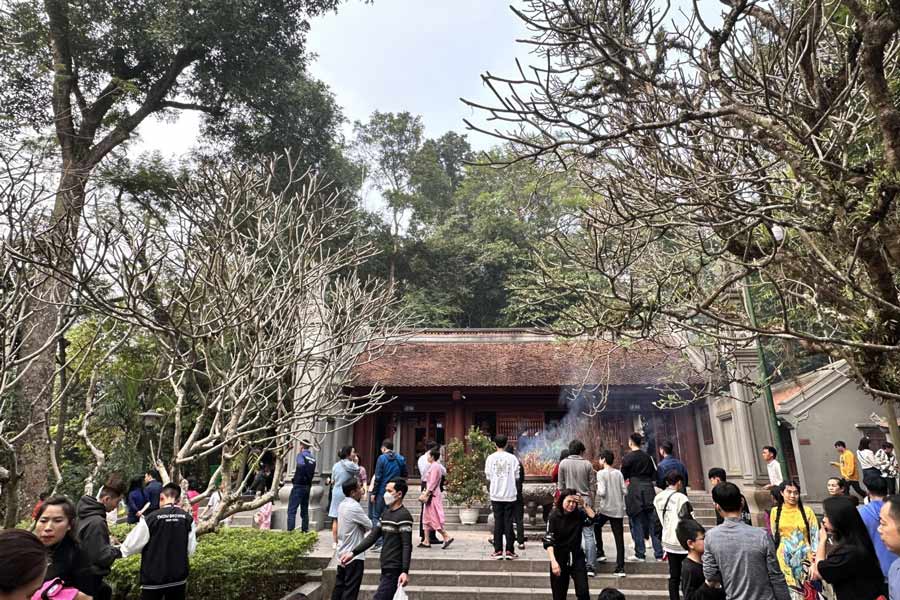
left=7, top=432, right=900, bottom=600
left=1, top=475, right=196, bottom=600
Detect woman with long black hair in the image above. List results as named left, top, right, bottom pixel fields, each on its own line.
left=33, top=496, right=92, bottom=600
left=858, top=437, right=881, bottom=489
left=811, top=495, right=887, bottom=600
left=544, top=488, right=595, bottom=600
left=769, top=480, right=819, bottom=600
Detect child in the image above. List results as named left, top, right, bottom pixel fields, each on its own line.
left=121, top=483, right=197, bottom=600
left=676, top=519, right=725, bottom=600
left=597, top=589, right=625, bottom=600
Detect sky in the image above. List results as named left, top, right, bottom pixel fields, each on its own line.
left=136, top=1, right=532, bottom=156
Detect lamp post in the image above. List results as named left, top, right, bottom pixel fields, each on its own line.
left=741, top=224, right=789, bottom=480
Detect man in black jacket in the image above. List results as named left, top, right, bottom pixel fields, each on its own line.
left=341, top=479, right=412, bottom=600
left=76, top=477, right=126, bottom=600
left=621, top=432, right=663, bottom=561
left=121, top=483, right=197, bottom=600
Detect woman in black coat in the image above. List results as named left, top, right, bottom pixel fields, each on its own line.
left=544, top=488, right=595, bottom=600
left=33, top=496, right=92, bottom=599
left=811, top=495, right=887, bottom=600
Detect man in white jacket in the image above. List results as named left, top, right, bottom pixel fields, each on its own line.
left=654, top=471, right=693, bottom=600
left=484, top=434, right=520, bottom=560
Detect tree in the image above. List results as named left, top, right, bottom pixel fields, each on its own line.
left=0, top=0, right=349, bottom=509
left=466, top=1, right=900, bottom=439
left=352, top=111, right=425, bottom=283
left=69, top=155, right=406, bottom=531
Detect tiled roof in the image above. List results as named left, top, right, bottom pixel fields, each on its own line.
left=351, top=335, right=705, bottom=389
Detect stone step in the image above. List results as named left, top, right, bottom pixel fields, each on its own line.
left=361, top=556, right=668, bottom=575
left=357, top=584, right=669, bottom=599
left=361, top=570, right=668, bottom=590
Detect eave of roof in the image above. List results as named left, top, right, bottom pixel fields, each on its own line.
left=351, top=333, right=706, bottom=389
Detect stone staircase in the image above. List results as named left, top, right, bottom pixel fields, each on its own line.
left=318, top=491, right=720, bottom=600
left=355, top=554, right=671, bottom=600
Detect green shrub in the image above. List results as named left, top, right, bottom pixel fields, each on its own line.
left=445, top=427, right=496, bottom=507
left=109, top=528, right=318, bottom=600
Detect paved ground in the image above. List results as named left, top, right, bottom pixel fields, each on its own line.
left=309, top=524, right=663, bottom=564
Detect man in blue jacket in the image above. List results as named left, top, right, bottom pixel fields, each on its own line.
left=288, top=438, right=317, bottom=532
left=657, top=441, right=689, bottom=490
left=859, top=476, right=898, bottom=580
left=369, top=440, right=407, bottom=527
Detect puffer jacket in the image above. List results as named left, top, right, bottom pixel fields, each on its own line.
left=653, top=488, right=693, bottom=554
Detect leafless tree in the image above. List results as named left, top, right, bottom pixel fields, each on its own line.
left=0, top=143, right=111, bottom=525
left=72, top=154, right=408, bottom=532
left=466, top=0, right=900, bottom=441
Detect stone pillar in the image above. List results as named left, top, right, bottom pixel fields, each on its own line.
left=729, top=347, right=768, bottom=484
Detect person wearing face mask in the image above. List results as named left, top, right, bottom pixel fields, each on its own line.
left=0, top=530, right=48, bottom=600
left=332, top=478, right=372, bottom=600
left=32, top=496, right=92, bottom=600
left=341, top=479, right=413, bottom=600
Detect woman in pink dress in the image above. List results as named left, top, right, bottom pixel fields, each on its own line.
left=421, top=448, right=454, bottom=549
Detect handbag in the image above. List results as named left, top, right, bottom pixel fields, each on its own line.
left=32, top=578, right=81, bottom=600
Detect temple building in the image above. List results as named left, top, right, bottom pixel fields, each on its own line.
left=344, top=329, right=708, bottom=490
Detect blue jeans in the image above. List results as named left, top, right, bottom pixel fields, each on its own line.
left=287, top=484, right=310, bottom=532
left=370, top=491, right=386, bottom=547
left=581, top=496, right=597, bottom=568
left=629, top=507, right=663, bottom=559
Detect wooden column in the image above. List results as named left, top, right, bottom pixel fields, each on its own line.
left=354, top=413, right=376, bottom=475
left=449, top=390, right=465, bottom=443
left=675, top=406, right=705, bottom=491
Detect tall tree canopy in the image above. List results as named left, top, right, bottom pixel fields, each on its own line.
left=0, top=0, right=355, bottom=519
left=467, top=0, right=900, bottom=437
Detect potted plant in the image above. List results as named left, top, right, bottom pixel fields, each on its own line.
left=445, top=427, right=495, bottom=525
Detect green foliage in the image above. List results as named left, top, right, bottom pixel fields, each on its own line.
left=1, top=0, right=343, bottom=138
left=108, top=528, right=318, bottom=600
left=444, top=427, right=495, bottom=507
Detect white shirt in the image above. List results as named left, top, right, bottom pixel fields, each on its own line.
left=858, top=449, right=878, bottom=470
left=484, top=450, right=520, bottom=502
left=120, top=510, right=198, bottom=558
left=767, top=459, right=783, bottom=486
left=417, top=452, right=431, bottom=481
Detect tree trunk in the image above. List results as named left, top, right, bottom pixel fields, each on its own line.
left=13, top=167, right=88, bottom=521
left=54, top=336, right=69, bottom=465
left=885, top=401, right=900, bottom=455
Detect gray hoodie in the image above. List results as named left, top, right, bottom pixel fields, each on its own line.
left=558, top=455, right=595, bottom=499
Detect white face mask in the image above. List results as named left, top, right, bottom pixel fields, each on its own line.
left=383, top=492, right=396, bottom=506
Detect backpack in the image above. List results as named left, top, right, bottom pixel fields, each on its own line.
left=397, top=454, right=409, bottom=479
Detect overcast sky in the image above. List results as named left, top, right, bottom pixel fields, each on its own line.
left=136, top=1, right=532, bottom=156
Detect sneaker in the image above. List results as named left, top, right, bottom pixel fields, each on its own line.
left=491, top=551, right=505, bottom=560
left=586, top=567, right=596, bottom=578
left=597, top=556, right=607, bottom=563
left=517, top=543, right=526, bottom=550
left=626, top=554, right=645, bottom=562
left=505, top=551, right=519, bottom=560
left=613, top=569, right=627, bottom=578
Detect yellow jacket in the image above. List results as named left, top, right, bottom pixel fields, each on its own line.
left=838, top=449, right=859, bottom=481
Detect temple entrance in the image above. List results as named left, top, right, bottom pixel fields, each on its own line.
left=397, top=411, right=446, bottom=476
